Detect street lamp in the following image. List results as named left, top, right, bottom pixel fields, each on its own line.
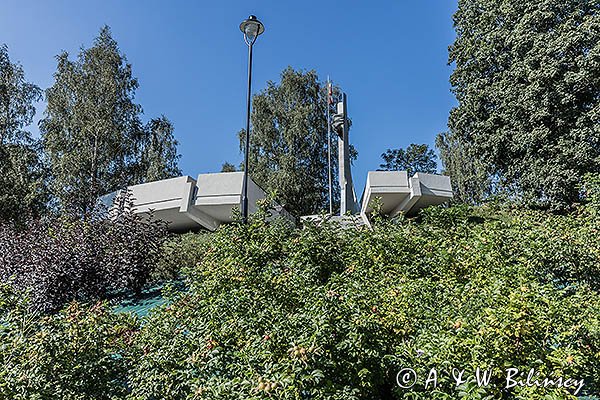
left=239, top=15, right=264, bottom=223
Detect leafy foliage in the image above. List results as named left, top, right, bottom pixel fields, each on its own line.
left=0, top=142, right=48, bottom=223
left=0, top=44, right=46, bottom=223
left=40, top=26, right=180, bottom=215
left=240, top=67, right=355, bottom=217
left=583, top=173, right=600, bottom=208
left=127, top=203, right=599, bottom=399
left=441, top=0, right=600, bottom=210
left=151, top=232, right=212, bottom=282
left=0, top=44, right=41, bottom=147
left=379, top=144, right=437, bottom=175
left=436, top=131, right=492, bottom=204
left=0, top=193, right=168, bottom=313
left=0, top=201, right=599, bottom=398
left=134, top=116, right=182, bottom=183
left=0, top=285, right=139, bottom=400
left=221, top=162, right=237, bottom=172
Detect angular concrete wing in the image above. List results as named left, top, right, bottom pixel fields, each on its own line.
left=113, top=175, right=203, bottom=231
left=193, top=172, right=264, bottom=224
left=102, top=172, right=282, bottom=232
left=360, top=171, right=453, bottom=218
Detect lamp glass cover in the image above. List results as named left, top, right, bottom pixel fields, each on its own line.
left=244, top=23, right=259, bottom=40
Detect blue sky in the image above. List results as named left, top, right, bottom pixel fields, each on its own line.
left=1, top=0, right=457, bottom=193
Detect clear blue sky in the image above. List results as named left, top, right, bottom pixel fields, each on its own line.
left=1, top=0, right=457, bottom=193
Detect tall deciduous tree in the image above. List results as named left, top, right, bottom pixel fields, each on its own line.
left=436, top=132, right=491, bottom=204
left=41, top=26, right=141, bottom=214
left=240, top=67, right=353, bottom=216
left=0, top=45, right=46, bottom=222
left=41, top=26, right=181, bottom=215
left=135, top=116, right=181, bottom=183
left=379, top=143, right=437, bottom=176
left=440, top=0, right=600, bottom=210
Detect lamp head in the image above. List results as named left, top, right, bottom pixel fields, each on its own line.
left=240, top=15, right=264, bottom=45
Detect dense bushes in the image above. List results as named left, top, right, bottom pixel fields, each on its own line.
left=151, top=231, right=212, bottom=282
left=0, top=200, right=599, bottom=399
left=0, top=284, right=138, bottom=399
left=127, top=204, right=599, bottom=399
left=0, top=194, right=167, bottom=312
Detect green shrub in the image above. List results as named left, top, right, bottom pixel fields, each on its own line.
left=151, top=232, right=212, bottom=282
left=127, top=207, right=600, bottom=399
left=0, top=202, right=598, bottom=399
left=0, top=284, right=139, bottom=399
left=583, top=173, right=600, bottom=213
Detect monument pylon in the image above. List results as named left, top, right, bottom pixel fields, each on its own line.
left=332, top=93, right=358, bottom=215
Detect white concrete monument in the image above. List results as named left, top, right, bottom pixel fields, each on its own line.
left=103, top=169, right=452, bottom=232
left=332, top=94, right=359, bottom=215
left=360, top=171, right=453, bottom=218
left=102, top=92, right=452, bottom=231
left=102, top=172, right=288, bottom=232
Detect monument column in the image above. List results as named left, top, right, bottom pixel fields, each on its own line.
left=335, top=93, right=357, bottom=215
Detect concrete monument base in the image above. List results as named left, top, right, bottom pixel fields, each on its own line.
left=103, top=170, right=452, bottom=232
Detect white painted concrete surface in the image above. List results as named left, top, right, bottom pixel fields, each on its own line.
left=360, top=171, right=453, bottom=218
left=103, top=170, right=452, bottom=232
left=102, top=172, right=287, bottom=232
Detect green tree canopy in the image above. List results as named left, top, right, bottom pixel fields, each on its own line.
left=220, top=162, right=237, bottom=173
left=440, top=0, right=600, bottom=210
left=379, top=143, right=437, bottom=176
left=436, top=131, right=492, bottom=204
left=240, top=67, right=350, bottom=216
left=135, top=116, right=181, bottom=183
left=41, top=26, right=180, bottom=215
left=0, top=44, right=46, bottom=222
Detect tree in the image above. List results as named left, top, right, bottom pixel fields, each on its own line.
left=240, top=67, right=352, bottom=216
left=41, top=26, right=141, bottom=215
left=436, top=132, right=491, bottom=204
left=379, top=143, right=437, bottom=175
left=40, top=26, right=180, bottom=214
left=220, top=162, right=237, bottom=173
left=442, top=0, right=600, bottom=210
left=135, top=116, right=181, bottom=183
left=0, top=45, right=46, bottom=222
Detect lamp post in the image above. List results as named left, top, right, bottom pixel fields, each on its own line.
left=239, top=15, right=264, bottom=223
